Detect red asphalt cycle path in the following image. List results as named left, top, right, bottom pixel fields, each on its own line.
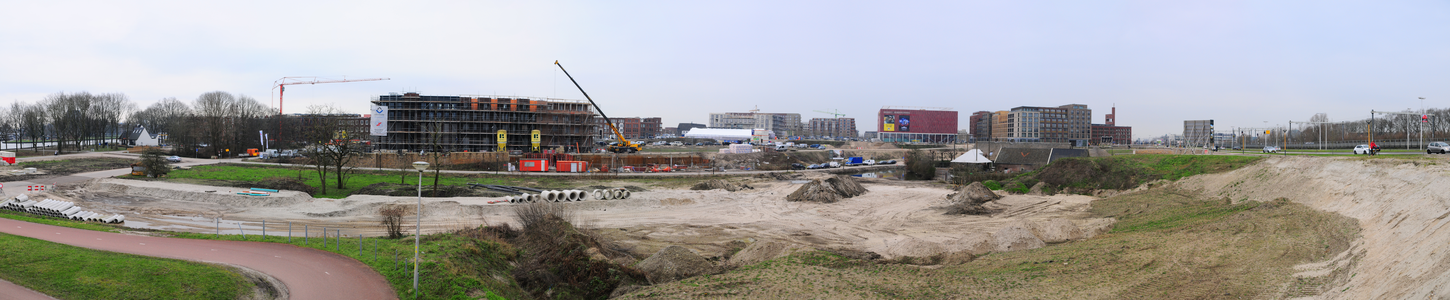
left=0, top=218, right=396, bottom=300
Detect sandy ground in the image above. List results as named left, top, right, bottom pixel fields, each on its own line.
left=44, top=175, right=1111, bottom=259
left=1178, top=155, right=1450, bottom=299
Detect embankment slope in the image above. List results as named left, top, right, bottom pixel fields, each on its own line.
left=1179, top=156, right=1450, bottom=299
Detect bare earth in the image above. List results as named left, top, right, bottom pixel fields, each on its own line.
left=54, top=176, right=1111, bottom=260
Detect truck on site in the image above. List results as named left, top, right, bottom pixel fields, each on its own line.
left=844, top=157, right=864, bottom=166
left=555, top=61, right=643, bottom=153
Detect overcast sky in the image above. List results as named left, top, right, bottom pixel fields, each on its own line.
left=2, top=1, right=1448, bottom=138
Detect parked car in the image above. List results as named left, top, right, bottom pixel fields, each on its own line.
left=1263, top=146, right=1282, bottom=153
left=1353, top=144, right=1372, bottom=155
left=827, top=161, right=841, bottom=168
left=790, top=163, right=806, bottom=170
left=1429, top=142, right=1450, bottom=154
left=806, top=164, right=822, bottom=169
left=863, top=159, right=875, bottom=165
left=166, top=156, right=182, bottom=163
left=881, top=159, right=898, bottom=165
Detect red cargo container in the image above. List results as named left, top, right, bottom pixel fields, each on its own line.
left=519, top=159, right=549, bottom=172
left=556, top=161, right=588, bottom=173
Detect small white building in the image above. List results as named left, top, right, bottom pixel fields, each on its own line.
left=122, top=126, right=160, bottom=147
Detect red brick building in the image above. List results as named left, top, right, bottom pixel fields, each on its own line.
left=877, top=106, right=958, bottom=143
left=1091, top=107, right=1132, bottom=145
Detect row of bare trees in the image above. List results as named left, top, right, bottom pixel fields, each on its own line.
left=0, top=92, right=136, bottom=153
left=1229, top=109, right=1450, bottom=148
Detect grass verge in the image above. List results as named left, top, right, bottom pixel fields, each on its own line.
left=0, top=233, right=251, bottom=300
left=1027, top=154, right=1262, bottom=190
left=132, top=163, right=710, bottom=199
left=617, top=187, right=1360, bottom=299
left=0, top=209, right=525, bottom=299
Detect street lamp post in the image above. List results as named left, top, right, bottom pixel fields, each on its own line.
left=411, top=161, right=429, bottom=299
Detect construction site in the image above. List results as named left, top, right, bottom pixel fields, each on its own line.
left=370, top=92, right=599, bottom=153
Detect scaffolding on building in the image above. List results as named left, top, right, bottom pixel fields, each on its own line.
left=370, top=93, right=598, bottom=153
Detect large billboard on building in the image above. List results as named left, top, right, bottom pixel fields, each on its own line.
left=878, top=108, right=957, bottom=134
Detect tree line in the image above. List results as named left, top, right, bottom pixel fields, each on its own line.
left=0, top=91, right=350, bottom=156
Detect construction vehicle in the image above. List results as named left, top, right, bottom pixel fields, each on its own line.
left=555, top=61, right=643, bottom=153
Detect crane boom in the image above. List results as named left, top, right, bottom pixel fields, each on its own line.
left=553, top=61, right=640, bottom=153
left=271, top=76, right=390, bottom=115
left=814, top=109, right=846, bottom=118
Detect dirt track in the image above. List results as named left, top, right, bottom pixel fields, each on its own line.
left=0, top=218, right=396, bottom=300
left=1179, top=155, right=1450, bottom=299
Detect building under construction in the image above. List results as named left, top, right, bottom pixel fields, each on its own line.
left=370, top=92, right=598, bottom=153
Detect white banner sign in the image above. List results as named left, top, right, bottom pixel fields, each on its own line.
left=370, top=105, right=388, bottom=136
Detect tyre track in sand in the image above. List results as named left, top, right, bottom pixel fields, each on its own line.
left=0, top=218, right=396, bottom=300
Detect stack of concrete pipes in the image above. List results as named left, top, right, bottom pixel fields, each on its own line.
left=590, top=188, right=631, bottom=200
left=0, top=194, right=125, bottom=224
left=504, top=189, right=632, bottom=203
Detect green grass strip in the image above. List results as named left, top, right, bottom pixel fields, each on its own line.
left=0, top=233, right=250, bottom=300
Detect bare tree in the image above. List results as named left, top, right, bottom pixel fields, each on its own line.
left=301, top=104, right=363, bottom=192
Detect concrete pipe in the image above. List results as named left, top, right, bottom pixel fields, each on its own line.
left=51, top=202, right=73, bottom=214
left=525, top=194, right=536, bottom=203
left=591, top=189, right=601, bottom=200
left=562, top=190, right=575, bottom=202
left=567, top=190, right=581, bottom=201
left=504, top=196, right=515, bottom=203
left=15, top=194, right=28, bottom=201
left=62, top=207, right=82, bottom=218
left=622, top=189, right=632, bottom=199
left=575, top=190, right=587, bottom=201
left=545, top=191, right=560, bottom=202
left=614, top=189, right=626, bottom=199
left=113, top=215, right=125, bottom=224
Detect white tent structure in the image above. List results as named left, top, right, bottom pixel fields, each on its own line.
left=684, top=128, right=772, bottom=142
left=951, top=149, right=992, bottom=164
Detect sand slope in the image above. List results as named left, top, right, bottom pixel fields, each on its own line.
left=1179, top=156, right=1450, bottom=299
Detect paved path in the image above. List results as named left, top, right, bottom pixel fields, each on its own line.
left=0, top=277, right=56, bottom=300
left=0, top=218, right=396, bottom=300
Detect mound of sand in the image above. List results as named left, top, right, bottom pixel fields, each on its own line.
left=1029, top=218, right=1083, bottom=243
left=690, top=179, right=752, bottom=192
left=727, top=240, right=814, bottom=268
left=635, top=245, right=719, bottom=284
left=785, top=175, right=867, bottom=203
left=946, top=182, right=1000, bottom=215
left=993, top=220, right=1046, bottom=252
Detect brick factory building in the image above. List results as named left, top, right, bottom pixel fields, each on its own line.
left=1090, top=106, right=1133, bottom=145
left=877, top=106, right=958, bottom=143
left=370, top=92, right=598, bottom=153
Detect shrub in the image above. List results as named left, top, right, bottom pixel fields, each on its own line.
left=1006, top=182, right=1030, bottom=194
left=982, top=180, right=1003, bottom=190
left=510, top=203, right=646, bottom=299
left=138, top=149, right=171, bottom=177
left=904, top=150, right=937, bottom=180
left=379, top=205, right=406, bottom=239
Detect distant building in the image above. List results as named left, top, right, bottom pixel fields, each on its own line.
left=969, top=111, right=994, bottom=141
left=593, top=116, right=662, bottom=140
left=990, top=104, right=1092, bottom=145
left=676, top=123, right=706, bottom=135
left=878, top=106, right=958, bottom=143
left=708, top=112, right=802, bottom=137
left=121, top=125, right=161, bottom=147
left=1090, top=106, right=1132, bottom=145
left=806, top=118, right=857, bottom=139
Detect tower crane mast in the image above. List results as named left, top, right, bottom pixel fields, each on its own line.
left=271, top=76, right=390, bottom=115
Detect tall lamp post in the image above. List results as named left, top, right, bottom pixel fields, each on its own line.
left=411, top=161, right=429, bottom=299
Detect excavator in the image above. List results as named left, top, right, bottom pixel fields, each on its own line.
left=555, top=60, right=643, bottom=153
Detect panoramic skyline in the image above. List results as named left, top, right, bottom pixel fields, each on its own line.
left=2, top=1, right=1448, bottom=138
